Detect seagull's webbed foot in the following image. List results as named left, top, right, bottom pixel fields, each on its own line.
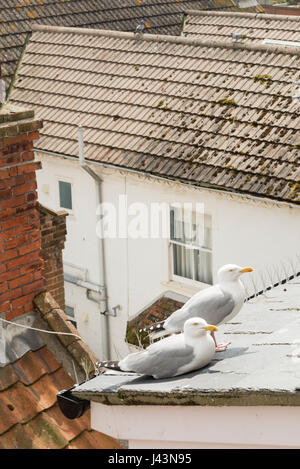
left=215, top=342, right=231, bottom=352
left=211, top=332, right=231, bottom=352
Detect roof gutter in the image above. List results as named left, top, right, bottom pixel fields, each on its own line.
left=35, top=148, right=300, bottom=211
left=57, top=387, right=90, bottom=420
left=77, top=125, right=111, bottom=360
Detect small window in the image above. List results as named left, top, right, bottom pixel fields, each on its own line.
left=170, top=207, right=213, bottom=285
left=65, top=305, right=77, bottom=328
left=59, top=181, right=72, bottom=210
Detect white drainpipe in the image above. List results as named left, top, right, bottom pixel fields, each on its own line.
left=77, top=125, right=111, bottom=360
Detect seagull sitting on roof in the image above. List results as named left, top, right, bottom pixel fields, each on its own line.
left=230, top=32, right=248, bottom=42
left=135, top=20, right=146, bottom=35
left=141, top=264, right=254, bottom=352
left=98, top=318, right=217, bottom=379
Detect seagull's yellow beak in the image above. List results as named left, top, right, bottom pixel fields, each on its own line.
left=239, top=267, right=253, bottom=274
left=204, top=325, right=218, bottom=332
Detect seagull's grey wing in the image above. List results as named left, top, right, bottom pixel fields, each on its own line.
left=119, top=335, right=195, bottom=379
left=164, top=285, right=235, bottom=331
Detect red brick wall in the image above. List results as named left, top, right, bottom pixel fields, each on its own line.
left=39, top=205, right=67, bottom=311
left=0, top=106, right=45, bottom=320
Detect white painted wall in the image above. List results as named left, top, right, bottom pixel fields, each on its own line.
left=35, top=152, right=300, bottom=360
left=90, top=402, right=300, bottom=449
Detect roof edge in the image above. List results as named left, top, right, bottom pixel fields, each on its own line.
left=38, top=202, right=68, bottom=218
left=35, top=149, right=300, bottom=208
left=72, top=388, right=300, bottom=407
left=31, top=24, right=300, bottom=56
left=34, top=291, right=99, bottom=378
left=184, top=8, right=300, bottom=21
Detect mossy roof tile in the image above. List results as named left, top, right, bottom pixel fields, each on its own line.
left=10, top=22, right=300, bottom=204
left=2, top=1, right=253, bottom=88
left=0, top=347, right=121, bottom=448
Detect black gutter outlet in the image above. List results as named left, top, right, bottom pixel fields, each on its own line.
left=57, top=387, right=90, bottom=419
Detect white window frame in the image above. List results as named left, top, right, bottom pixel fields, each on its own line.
left=56, top=176, right=74, bottom=214
left=169, top=206, right=213, bottom=286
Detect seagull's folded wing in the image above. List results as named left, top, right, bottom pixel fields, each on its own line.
left=119, top=334, right=195, bottom=379
left=164, top=284, right=235, bottom=330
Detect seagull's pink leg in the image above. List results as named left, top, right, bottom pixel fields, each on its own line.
left=211, top=332, right=231, bottom=352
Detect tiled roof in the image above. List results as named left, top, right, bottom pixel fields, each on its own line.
left=183, top=10, right=300, bottom=43
left=0, top=344, right=120, bottom=449
left=1, top=0, right=257, bottom=88
left=126, top=294, right=185, bottom=347
left=34, top=292, right=100, bottom=379
left=10, top=25, right=300, bottom=204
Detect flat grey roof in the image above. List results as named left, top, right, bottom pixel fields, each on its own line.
left=73, top=279, right=300, bottom=406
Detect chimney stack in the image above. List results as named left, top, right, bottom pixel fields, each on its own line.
left=0, top=105, right=45, bottom=320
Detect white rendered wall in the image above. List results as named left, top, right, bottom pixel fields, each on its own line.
left=35, top=152, right=300, bottom=360
left=91, top=402, right=300, bottom=449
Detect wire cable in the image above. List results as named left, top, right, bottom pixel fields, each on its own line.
left=0, top=316, right=80, bottom=338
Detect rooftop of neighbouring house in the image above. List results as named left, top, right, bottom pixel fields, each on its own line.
left=182, top=10, right=300, bottom=43
left=9, top=23, right=300, bottom=204
left=72, top=277, right=300, bottom=406
left=126, top=292, right=186, bottom=348
left=0, top=0, right=262, bottom=89
left=0, top=296, right=121, bottom=449
left=0, top=105, right=121, bottom=447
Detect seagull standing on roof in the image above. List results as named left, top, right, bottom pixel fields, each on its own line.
left=230, top=32, right=248, bottom=42
left=141, top=264, right=253, bottom=352
left=98, top=318, right=218, bottom=379
left=135, top=20, right=146, bottom=35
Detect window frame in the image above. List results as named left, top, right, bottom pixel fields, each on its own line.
left=57, top=178, right=73, bottom=213
left=169, top=206, right=213, bottom=286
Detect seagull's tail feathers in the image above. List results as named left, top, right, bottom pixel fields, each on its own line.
left=96, top=360, right=122, bottom=372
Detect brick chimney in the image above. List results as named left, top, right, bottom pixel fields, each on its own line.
left=39, top=204, right=67, bottom=311
left=0, top=105, right=45, bottom=320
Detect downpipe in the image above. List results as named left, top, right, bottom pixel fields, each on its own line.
left=78, top=125, right=111, bottom=360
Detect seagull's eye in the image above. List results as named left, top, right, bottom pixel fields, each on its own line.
left=193, top=322, right=199, bottom=326
left=229, top=269, right=233, bottom=272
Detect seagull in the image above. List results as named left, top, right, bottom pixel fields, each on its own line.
left=141, top=264, right=253, bottom=352
left=135, top=20, right=146, bottom=35
left=230, top=32, right=248, bottom=42
left=98, top=318, right=217, bottom=379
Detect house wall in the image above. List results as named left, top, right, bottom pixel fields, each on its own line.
left=35, top=152, right=300, bottom=360
left=90, top=402, right=300, bottom=449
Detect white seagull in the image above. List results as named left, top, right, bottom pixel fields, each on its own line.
left=135, top=20, right=146, bottom=34
left=141, top=264, right=253, bottom=351
left=230, top=32, right=248, bottom=42
left=98, top=318, right=217, bottom=379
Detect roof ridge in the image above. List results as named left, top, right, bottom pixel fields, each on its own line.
left=184, top=9, right=300, bottom=22
left=31, top=24, right=300, bottom=56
